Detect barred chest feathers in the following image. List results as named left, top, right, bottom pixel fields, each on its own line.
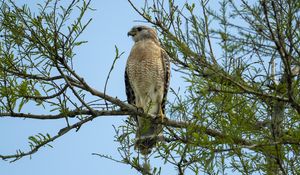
left=126, top=40, right=164, bottom=114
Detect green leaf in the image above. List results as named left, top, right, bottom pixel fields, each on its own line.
left=18, top=98, right=27, bottom=112
left=18, top=81, right=28, bottom=96
left=28, top=136, right=38, bottom=144
left=74, top=41, right=87, bottom=46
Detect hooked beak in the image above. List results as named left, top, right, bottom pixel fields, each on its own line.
left=127, top=30, right=136, bottom=37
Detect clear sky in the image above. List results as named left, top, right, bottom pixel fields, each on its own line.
left=0, top=0, right=184, bottom=175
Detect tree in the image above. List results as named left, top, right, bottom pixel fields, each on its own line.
left=1, top=0, right=300, bottom=174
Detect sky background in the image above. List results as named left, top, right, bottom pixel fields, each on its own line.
left=0, top=0, right=242, bottom=175
left=1, top=1, right=183, bottom=174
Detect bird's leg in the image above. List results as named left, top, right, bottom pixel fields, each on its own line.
left=154, top=107, right=164, bottom=125
left=135, top=105, right=144, bottom=114
left=159, top=106, right=164, bottom=122
left=134, top=105, right=144, bottom=125
left=152, top=106, right=165, bottom=137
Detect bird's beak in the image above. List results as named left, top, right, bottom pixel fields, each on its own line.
left=127, top=30, right=135, bottom=37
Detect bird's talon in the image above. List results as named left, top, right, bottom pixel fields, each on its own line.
left=154, top=114, right=163, bottom=123
left=136, top=107, right=144, bottom=114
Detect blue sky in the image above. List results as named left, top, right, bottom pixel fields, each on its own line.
left=0, top=1, right=185, bottom=174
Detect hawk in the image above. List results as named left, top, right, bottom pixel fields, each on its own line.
left=125, top=25, right=170, bottom=155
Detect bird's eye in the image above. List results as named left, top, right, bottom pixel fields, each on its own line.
left=137, top=27, right=142, bottom=31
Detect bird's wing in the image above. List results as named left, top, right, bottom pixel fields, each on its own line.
left=125, top=67, right=138, bottom=123
left=161, top=49, right=171, bottom=114
left=125, top=67, right=135, bottom=105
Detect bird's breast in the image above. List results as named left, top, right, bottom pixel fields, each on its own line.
left=126, top=41, right=164, bottom=97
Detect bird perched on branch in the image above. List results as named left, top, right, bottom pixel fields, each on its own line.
left=125, top=25, right=170, bottom=155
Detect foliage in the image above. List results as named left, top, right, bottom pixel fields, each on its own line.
left=1, top=0, right=300, bottom=175
left=124, top=0, right=300, bottom=174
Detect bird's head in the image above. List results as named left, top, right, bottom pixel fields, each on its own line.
left=127, top=25, right=158, bottom=42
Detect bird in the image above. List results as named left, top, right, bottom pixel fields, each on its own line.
left=125, top=25, right=170, bottom=155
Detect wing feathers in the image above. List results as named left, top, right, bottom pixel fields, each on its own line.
left=161, top=49, right=170, bottom=114
left=125, top=68, right=135, bottom=105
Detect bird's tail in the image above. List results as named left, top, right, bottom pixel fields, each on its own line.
left=135, top=134, right=158, bottom=155
left=135, top=112, right=164, bottom=155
